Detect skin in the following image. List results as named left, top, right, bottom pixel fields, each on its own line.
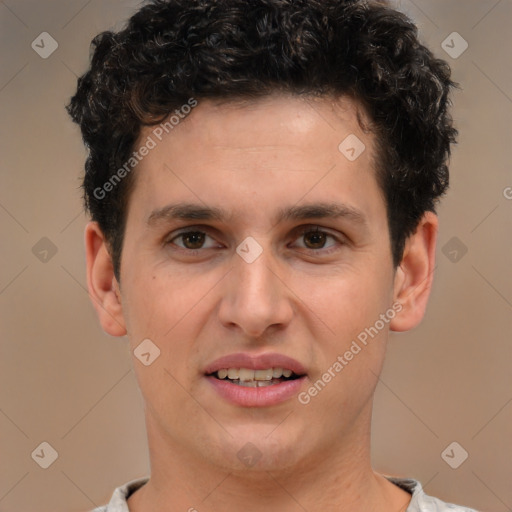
left=85, top=93, right=438, bottom=511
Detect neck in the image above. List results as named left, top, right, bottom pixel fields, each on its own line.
left=128, top=406, right=411, bottom=512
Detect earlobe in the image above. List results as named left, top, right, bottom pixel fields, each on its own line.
left=84, top=221, right=127, bottom=337
left=389, top=212, right=438, bottom=332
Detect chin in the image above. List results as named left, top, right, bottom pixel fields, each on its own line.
left=204, top=425, right=307, bottom=474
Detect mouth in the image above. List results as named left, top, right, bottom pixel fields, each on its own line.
left=207, top=367, right=303, bottom=387
left=204, top=353, right=307, bottom=407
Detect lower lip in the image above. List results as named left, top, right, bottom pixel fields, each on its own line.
left=206, top=376, right=306, bottom=407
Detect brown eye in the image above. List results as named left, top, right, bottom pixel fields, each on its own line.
left=303, top=229, right=328, bottom=249
left=180, top=231, right=206, bottom=249
left=166, top=229, right=219, bottom=252
left=291, top=225, right=342, bottom=255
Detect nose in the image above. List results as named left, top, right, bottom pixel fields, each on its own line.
left=217, top=242, right=294, bottom=339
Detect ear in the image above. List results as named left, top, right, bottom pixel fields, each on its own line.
left=390, top=211, right=438, bottom=332
left=84, top=221, right=127, bottom=336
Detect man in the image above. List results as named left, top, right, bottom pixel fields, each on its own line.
left=66, top=0, right=478, bottom=510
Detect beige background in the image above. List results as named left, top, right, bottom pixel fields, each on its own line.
left=1, top=0, right=511, bottom=511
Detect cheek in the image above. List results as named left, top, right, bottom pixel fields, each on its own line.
left=296, top=266, right=392, bottom=411
left=296, top=264, right=392, bottom=343
left=122, top=270, right=204, bottom=415
left=123, top=264, right=210, bottom=339
left=122, top=266, right=219, bottom=392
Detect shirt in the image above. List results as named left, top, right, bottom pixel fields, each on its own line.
left=90, top=475, right=479, bottom=511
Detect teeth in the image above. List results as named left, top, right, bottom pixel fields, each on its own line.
left=239, top=368, right=255, bottom=381
left=238, top=380, right=257, bottom=387
left=237, top=380, right=280, bottom=387
left=255, top=380, right=274, bottom=387
left=214, top=367, right=295, bottom=381
left=227, top=368, right=238, bottom=380
left=254, top=369, right=273, bottom=381
left=272, top=367, right=283, bottom=378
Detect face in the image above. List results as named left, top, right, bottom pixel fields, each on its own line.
left=88, top=93, right=434, bottom=476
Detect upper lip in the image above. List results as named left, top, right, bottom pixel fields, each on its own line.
left=204, top=352, right=307, bottom=376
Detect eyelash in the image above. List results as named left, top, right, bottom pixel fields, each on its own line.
left=164, top=225, right=345, bottom=256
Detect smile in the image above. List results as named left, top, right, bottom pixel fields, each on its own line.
left=204, top=352, right=307, bottom=406
left=210, top=367, right=300, bottom=387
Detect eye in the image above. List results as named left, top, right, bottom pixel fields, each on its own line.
left=164, top=225, right=345, bottom=256
left=166, top=229, right=220, bottom=252
left=291, top=225, right=342, bottom=253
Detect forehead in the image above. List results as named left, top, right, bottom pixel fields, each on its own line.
left=127, top=93, right=383, bottom=227
left=157, top=93, right=373, bottom=150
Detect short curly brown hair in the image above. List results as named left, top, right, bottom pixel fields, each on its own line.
left=66, top=0, right=458, bottom=281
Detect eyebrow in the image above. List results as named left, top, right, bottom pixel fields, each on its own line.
left=147, top=201, right=367, bottom=227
